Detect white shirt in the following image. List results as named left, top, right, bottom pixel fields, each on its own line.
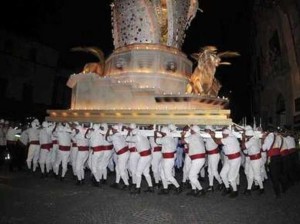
left=262, top=133, right=274, bottom=151
left=221, top=135, right=241, bottom=155
left=204, top=138, right=218, bottom=151
left=107, top=132, right=127, bottom=152
left=129, top=133, right=151, bottom=152
left=55, top=125, right=72, bottom=146
left=245, top=137, right=260, bottom=155
left=286, top=136, right=296, bottom=150
left=27, top=127, right=40, bottom=142
left=39, top=127, right=52, bottom=145
left=184, top=133, right=205, bottom=156
left=74, top=126, right=89, bottom=147
left=6, top=127, right=21, bottom=142
left=156, top=136, right=177, bottom=153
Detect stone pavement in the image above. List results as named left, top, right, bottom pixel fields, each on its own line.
left=0, top=167, right=300, bottom=224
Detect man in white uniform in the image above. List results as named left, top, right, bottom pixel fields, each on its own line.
left=106, top=124, right=130, bottom=190
left=209, top=128, right=241, bottom=198
left=181, top=125, right=206, bottom=196
left=53, top=123, right=72, bottom=181
left=39, top=121, right=53, bottom=177
left=155, top=126, right=182, bottom=195
left=25, top=119, right=40, bottom=173
left=241, top=129, right=264, bottom=195
left=128, top=129, right=153, bottom=194
left=204, top=125, right=223, bottom=192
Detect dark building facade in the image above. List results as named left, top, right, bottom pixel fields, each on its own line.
left=250, top=0, right=300, bottom=129
left=0, top=30, right=71, bottom=120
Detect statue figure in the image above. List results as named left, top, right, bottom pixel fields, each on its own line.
left=186, top=46, right=240, bottom=96
left=70, top=47, right=105, bottom=76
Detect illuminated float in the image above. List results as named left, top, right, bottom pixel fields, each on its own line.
left=47, top=0, right=238, bottom=126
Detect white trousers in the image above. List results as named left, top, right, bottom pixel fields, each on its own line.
left=91, top=151, right=103, bottom=182
left=39, top=149, right=52, bottom=173
left=128, top=152, right=140, bottom=184
left=116, top=152, right=129, bottom=185
left=247, top=158, right=263, bottom=189
left=151, top=152, right=162, bottom=184
left=76, top=151, right=89, bottom=181
left=182, top=155, right=191, bottom=182
left=161, top=158, right=180, bottom=189
left=136, top=155, right=152, bottom=188
left=189, top=158, right=205, bottom=190
left=208, top=154, right=222, bottom=186
left=99, top=150, right=113, bottom=180
left=70, top=146, right=78, bottom=176
left=175, top=147, right=184, bottom=169
left=220, top=156, right=241, bottom=191
left=26, top=144, right=40, bottom=171
left=261, top=152, right=268, bottom=180
left=53, top=150, right=70, bottom=177
left=51, top=144, right=58, bottom=168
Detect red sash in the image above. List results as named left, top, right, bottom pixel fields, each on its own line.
left=280, top=149, right=289, bottom=157
left=249, top=153, right=261, bottom=160
left=30, top=140, right=39, bottom=145
left=190, top=153, right=206, bottom=160
left=153, top=146, right=162, bottom=152
left=207, top=148, right=219, bottom=155
left=227, top=152, right=241, bottom=160
left=59, top=145, right=71, bottom=151
left=92, top=145, right=113, bottom=152
left=41, top=143, right=52, bottom=151
left=129, top=147, right=137, bottom=153
left=52, top=140, right=58, bottom=145
left=267, top=148, right=280, bottom=157
left=162, top=152, right=175, bottom=159
left=78, top=146, right=89, bottom=151
left=140, top=149, right=151, bottom=157
left=6, top=140, right=16, bottom=145
left=72, top=142, right=77, bottom=147
left=117, top=146, right=129, bottom=155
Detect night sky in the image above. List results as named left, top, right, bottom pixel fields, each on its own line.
left=1, top=0, right=254, bottom=122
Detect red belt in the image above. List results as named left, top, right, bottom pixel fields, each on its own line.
left=162, top=152, right=175, bottom=159
left=72, top=143, right=77, bottom=147
left=52, top=140, right=58, bottom=145
left=249, top=153, right=261, bottom=160
left=280, top=149, right=289, bottom=157
left=59, top=145, right=71, bottom=151
left=140, top=149, right=151, bottom=157
left=227, top=152, right=241, bottom=160
left=129, top=147, right=137, bottom=152
left=153, top=146, right=162, bottom=152
left=30, top=140, right=39, bottom=145
left=92, top=145, right=113, bottom=152
left=268, top=148, right=280, bottom=157
left=190, top=153, right=206, bottom=160
left=117, top=146, right=129, bottom=155
left=78, top=146, right=89, bottom=151
left=41, top=143, right=52, bottom=150
left=207, top=148, right=219, bottom=155
left=289, top=148, right=297, bottom=154
left=6, top=140, right=16, bottom=145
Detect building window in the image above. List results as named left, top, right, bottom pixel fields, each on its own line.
left=268, top=31, right=281, bottom=65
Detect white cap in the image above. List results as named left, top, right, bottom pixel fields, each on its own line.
left=42, top=121, right=48, bottom=128
left=245, top=125, right=253, bottom=131
left=191, top=125, right=200, bottom=133
left=101, top=123, right=108, bottom=131
left=33, top=119, right=39, bottom=125
left=204, top=125, right=214, bottom=131
left=129, top=123, right=137, bottom=129
left=4, top=120, right=9, bottom=125
left=245, top=129, right=254, bottom=136
left=168, top=124, right=177, bottom=132
left=0, top=119, right=4, bottom=123
left=131, top=129, right=138, bottom=135
left=222, top=129, right=231, bottom=135
left=161, top=126, right=170, bottom=134
left=112, top=124, right=119, bottom=130
left=93, top=123, right=100, bottom=130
